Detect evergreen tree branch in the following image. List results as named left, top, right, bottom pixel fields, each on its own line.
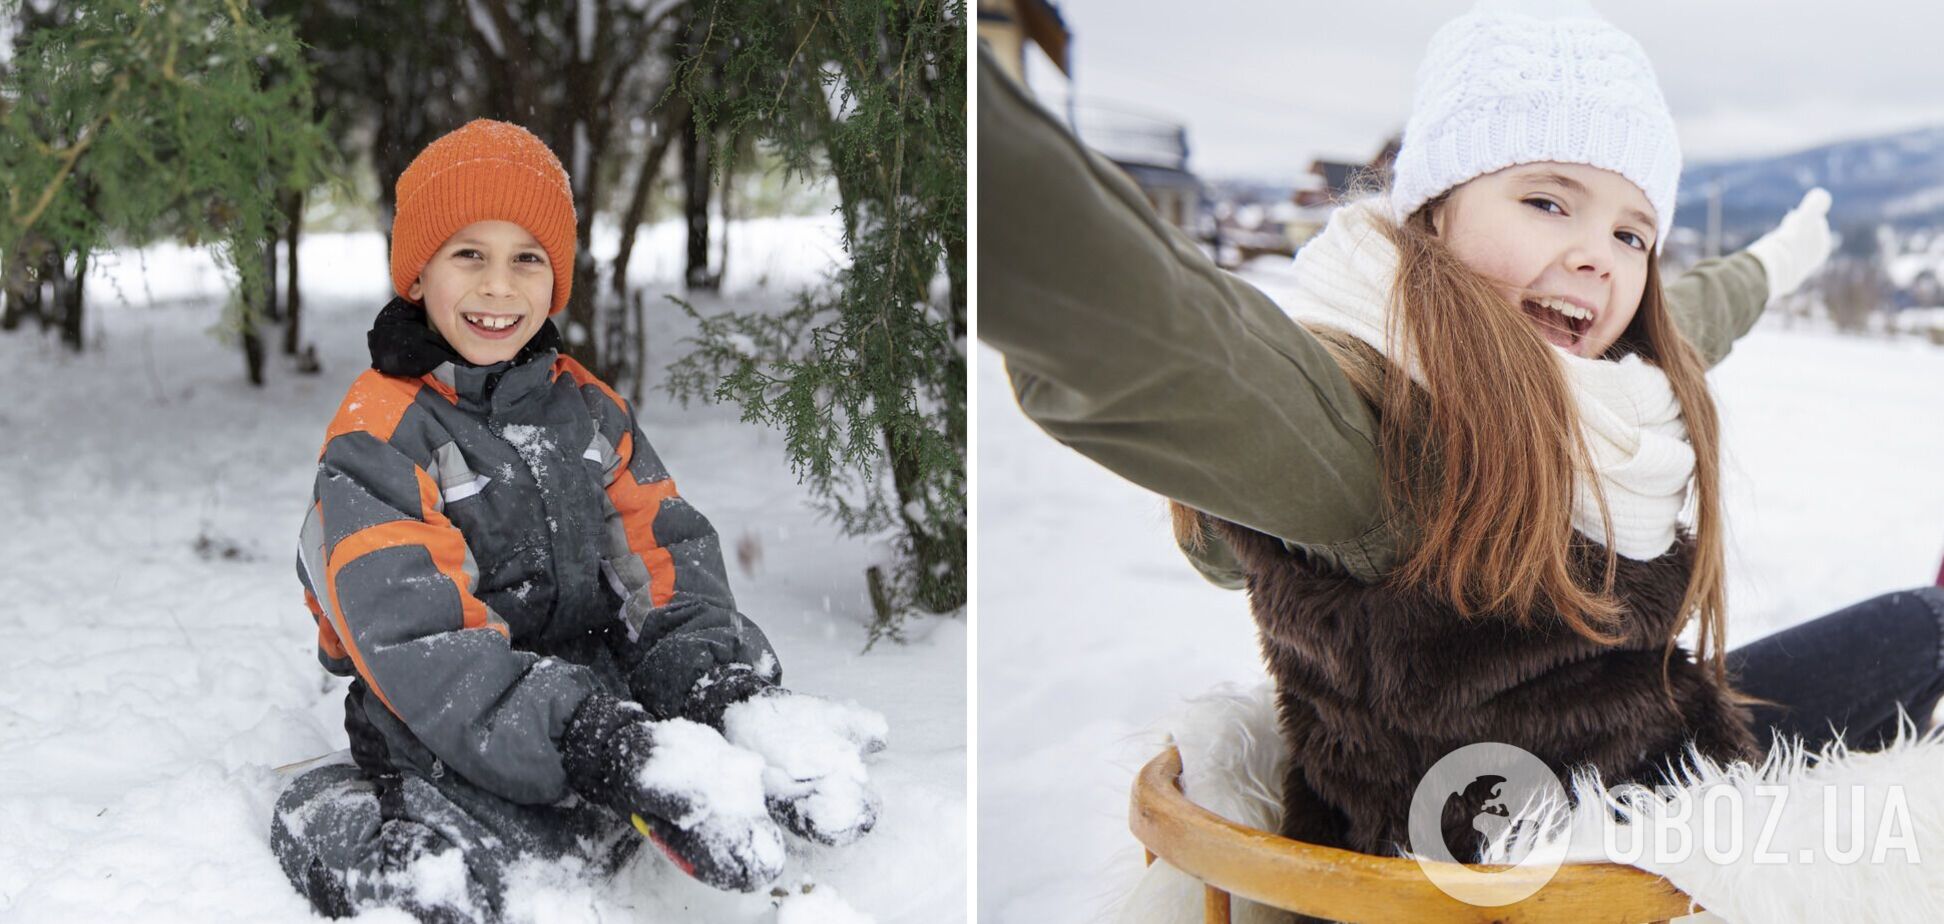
left=11, top=73, right=126, bottom=237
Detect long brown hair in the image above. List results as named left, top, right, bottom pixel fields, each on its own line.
left=1173, top=198, right=1734, bottom=698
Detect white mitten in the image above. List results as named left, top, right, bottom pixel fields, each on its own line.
left=723, top=689, right=889, bottom=846
left=1744, top=187, right=1834, bottom=298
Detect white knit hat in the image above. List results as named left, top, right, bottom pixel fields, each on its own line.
left=1388, top=3, right=1680, bottom=242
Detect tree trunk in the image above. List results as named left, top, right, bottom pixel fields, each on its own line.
left=716, top=130, right=733, bottom=289
left=241, top=301, right=266, bottom=386
left=630, top=288, right=648, bottom=406
left=57, top=248, right=85, bottom=352
left=241, top=241, right=267, bottom=386
left=0, top=238, right=45, bottom=332
left=612, top=96, right=686, bottom=299
left=680, top=106, right=715, bottom=290
left=283, top=189, right=303, bottom=356
left=564, top=112, right=608, bottom=379
left=33, top=247, right=61, bottom=337
left=885, top=419, right=967, bottom=614
left=0, top=257, right=16, bottom=333
left=262, top=228, right=281, bottom=323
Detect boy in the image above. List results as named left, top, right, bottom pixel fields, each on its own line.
left=270, top=119, right=885, bottom=923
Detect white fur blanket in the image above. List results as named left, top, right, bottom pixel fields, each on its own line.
left=1113, top=684, right=1944, bottom=924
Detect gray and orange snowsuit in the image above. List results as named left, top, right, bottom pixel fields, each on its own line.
left=271, top=300, right=778, bottom=920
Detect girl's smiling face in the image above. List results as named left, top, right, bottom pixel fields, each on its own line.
left=1432, top=162, right=1659, bottom=359
left=409, top=220, right=554, bottom=366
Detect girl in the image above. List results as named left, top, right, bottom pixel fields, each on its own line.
left=980, top=4, right=1944, bottom=870
left=270, top=120, right=885, bottom=923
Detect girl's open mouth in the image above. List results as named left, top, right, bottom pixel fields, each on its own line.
left=462, top=311, right=524, bottom=340
left=1520, top=297, right=1593, bottom=350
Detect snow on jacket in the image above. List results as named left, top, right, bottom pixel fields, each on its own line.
left=295, top=303, right=777, bottom=805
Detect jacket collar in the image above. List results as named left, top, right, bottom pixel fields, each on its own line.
left=429, top=350, right=559, bottom=410
left=367, top=296, right=564, bottom=409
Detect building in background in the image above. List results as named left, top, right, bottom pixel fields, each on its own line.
left=980, top=0, right=1206, bottom=236
left=1294, top=137, right=1400, bottom=207
left=977, top=0, right=1069, bottom=86
left=1276, top=136, right=1402, bottom=250
left=1072, top=101, right=1202, bottom=231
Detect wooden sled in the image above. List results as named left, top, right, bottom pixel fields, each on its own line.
left=1129, top=746, right=1705, bottom=924
left=273, top=751, right=350, bottom=777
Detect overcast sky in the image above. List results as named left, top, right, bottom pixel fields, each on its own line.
left=1021, top=0, right=1944, bottom=181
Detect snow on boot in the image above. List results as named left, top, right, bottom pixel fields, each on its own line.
left=368, top=818, right=495, bottom=924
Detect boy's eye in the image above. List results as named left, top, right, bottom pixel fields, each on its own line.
left=1522, top=197, right=1565, bottom=216
left=518, top=252, right=545, bottom=264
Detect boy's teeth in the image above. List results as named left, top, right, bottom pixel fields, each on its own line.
left=463, top=313, right=518, bottom=330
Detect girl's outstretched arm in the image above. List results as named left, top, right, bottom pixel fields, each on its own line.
left=1662, top=251, right=1771, bottom=368
left=1665, top=188, right=1832, bottom=368
left=978, top=47, right=1394, bottom=581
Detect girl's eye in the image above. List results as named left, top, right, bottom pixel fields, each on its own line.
left=1522, top=197, right=1565, bottom=216
left=455, top=248, right=482, bottom=259
left=1616, top=230, right=1647, bottom=251
left=518, top=252, right=545, bottom=264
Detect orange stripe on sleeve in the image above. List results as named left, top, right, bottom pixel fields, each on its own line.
left=304, top=586, right=350, bottom=661
left=557, top=358, right=683, bottom=609
left=422, top=374, right=459, bottom=405
left=323, top=487, right=509, bottom=718
left=323, top=524, right=405, bottom=718
left=322, top=372, right=423, bottom=455
left=552, top=354, right=628, bottom=412
left=608, top=429, right=681, bottom=609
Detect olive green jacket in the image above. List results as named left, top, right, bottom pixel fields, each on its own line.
left=977, top=47, right=1771, bottom=587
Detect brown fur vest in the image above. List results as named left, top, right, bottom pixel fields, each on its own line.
left=1210, top=518, right=1763, bottom=859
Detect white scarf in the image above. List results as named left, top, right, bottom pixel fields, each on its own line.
left=1275, top=198, right=1694, bottom=560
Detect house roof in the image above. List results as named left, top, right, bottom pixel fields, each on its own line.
left=1114, top=161, right=1202, bottom=192
left=979, top=0, right=1071, bottom=74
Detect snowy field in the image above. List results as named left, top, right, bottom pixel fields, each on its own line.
left=976, top=260, right=1944, bottom=922
left=0, top=216, right=966, bottom=922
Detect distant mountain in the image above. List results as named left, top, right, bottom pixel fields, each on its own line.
left=1678, top=125, right=1944, bottom=242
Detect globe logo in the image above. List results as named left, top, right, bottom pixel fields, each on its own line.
left=1407, top=742, right=1573, bottom=905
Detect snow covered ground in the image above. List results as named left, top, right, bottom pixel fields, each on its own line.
left=976, top=260, right=1944, bottom=922
left=0, top=216, right=965, bottom=922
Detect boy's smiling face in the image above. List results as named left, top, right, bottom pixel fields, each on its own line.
left=409, top=220, right=554, bottom=366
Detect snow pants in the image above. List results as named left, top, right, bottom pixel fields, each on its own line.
left=1728, top=586, right=1944, bottom=755
left=269, top=753, right=640, bottom=923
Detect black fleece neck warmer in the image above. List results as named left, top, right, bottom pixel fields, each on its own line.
left=367, top=296, right=563, bottom=377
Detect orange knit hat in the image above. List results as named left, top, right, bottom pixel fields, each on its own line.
left=390, top=119, right=578, bottom=315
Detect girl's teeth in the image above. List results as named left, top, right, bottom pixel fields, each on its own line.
left=1538, top=297, right=1591, bottom=320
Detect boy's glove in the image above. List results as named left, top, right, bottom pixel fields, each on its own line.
left=1745, top=187, right=1834, bottom=299
left=720, top=687, right=889, bottom=846
left=561, top=692, right=785, bottom=892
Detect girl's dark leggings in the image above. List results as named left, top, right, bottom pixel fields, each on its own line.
left=1726, top=586, right=1944, bottom=754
